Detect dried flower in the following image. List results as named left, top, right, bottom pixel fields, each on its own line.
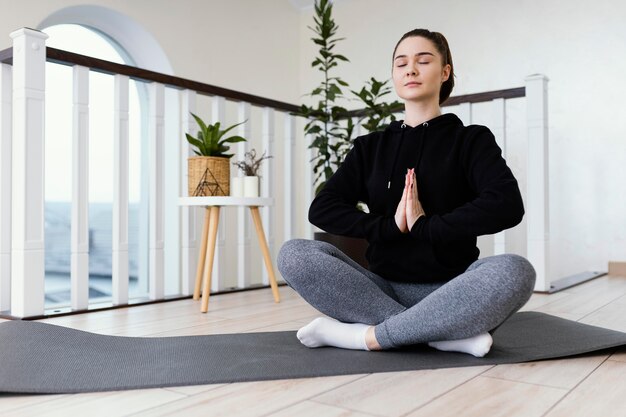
left=232, top=149, right=273, bottom=177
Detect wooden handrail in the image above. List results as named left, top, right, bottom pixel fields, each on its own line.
left=346, top=87, right=525, bottom=118
left=0, top=47, right=12, bottom=65
left=0, top=46, right=525, bottom=115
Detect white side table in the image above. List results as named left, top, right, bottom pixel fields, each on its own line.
left=178, top=197, right=281, bottom=313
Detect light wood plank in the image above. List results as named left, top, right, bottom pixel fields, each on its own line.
left=579, top=292, right=626, bottom=332
left=482, top=353, right=608, bottom=389
left=544, top=360, right=626, bottom=417
left=564, top=275, right=626, bottom=296
left=0, top=394, right=68, bottom=414
left=147, top=304, right=321, bottom=337
left=404, top=376, right=566, bottom=417
left=272, top=400, right=375, bottom=417
left=313, top=366, right=492, bottom=417
left=162, top=383, right=228, bottom=396
left=519, top=291, right=570, bottom=311
left=535, top=277, right=626, bottom=320
left=130, top=375, right=366, bottom=417
left=3, top=388, right=185, bottom=417
left=608, top=350, right=626, bottom=362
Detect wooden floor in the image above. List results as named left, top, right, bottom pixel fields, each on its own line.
left=1, top=273, right=626, bottom=417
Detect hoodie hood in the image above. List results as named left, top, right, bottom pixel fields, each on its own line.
left=383, top=113, right=463, bottom=190
left=387, top=112, right=462, bottom=132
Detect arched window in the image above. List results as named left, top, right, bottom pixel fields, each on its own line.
left=41, top=24, right=146, bottom=307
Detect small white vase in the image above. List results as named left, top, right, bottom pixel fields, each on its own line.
left=243, top=176, right=259, bottom=197
left=231, top=177, right=244, bottom=197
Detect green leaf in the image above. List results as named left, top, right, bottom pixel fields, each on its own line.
left=190, top=112, right=208, bottom=135
left=217, top=119, right=247, bottom=141
left=221, top=136, right=247, bottom=144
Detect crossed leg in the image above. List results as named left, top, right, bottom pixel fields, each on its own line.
left=277, top=239, right=536, bottom=357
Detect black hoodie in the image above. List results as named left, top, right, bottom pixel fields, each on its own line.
left=308, top=113, right=524, bottom=283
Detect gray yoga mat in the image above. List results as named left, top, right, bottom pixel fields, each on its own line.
left=1, top=311, right=625, bottom=394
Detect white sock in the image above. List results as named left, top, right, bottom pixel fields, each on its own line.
left=427, top=332, right=493, bottom=358
left=296, top=317, right=371, bottom=351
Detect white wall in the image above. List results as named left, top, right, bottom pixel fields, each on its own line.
left=1, top=0, right=301, bottom=104
left=298, top=0, right=626, bottom=279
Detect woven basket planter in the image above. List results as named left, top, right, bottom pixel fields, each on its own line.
left=188, top=156, right=230, bottom=196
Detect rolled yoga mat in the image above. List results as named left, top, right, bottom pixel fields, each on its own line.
left=1, top=311, right=626, bottom=394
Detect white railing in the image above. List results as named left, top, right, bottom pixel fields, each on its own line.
left=0, top=28, right=551, bottom=318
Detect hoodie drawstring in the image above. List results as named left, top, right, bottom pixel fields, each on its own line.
left=387, top=121, right=429, bottom=190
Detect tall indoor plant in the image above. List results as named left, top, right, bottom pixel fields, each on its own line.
left=294, top=0, right=401, bottom=267
left=185, top=112, right=247, bottom=196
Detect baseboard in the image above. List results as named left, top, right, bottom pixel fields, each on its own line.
left=546, top=271, right=606, bottom=294
left=608, top=261, right=626, bottom=277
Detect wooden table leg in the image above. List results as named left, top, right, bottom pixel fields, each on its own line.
left=201, top=206, right=220, bottom=313
left=249, top=206, right=281, bottom=303
left=193, top=208, right=211, bottom=300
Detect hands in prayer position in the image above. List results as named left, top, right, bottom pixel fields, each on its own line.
left=394, top=168, right=426, bottom=233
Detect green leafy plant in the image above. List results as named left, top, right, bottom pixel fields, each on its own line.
left=294, top=0, right=401, bottom=195
left=232, top=149, right=273, bottom=177
left=185, top=112, right=247, bottom=158
left=351, top=77, right=401, bottom=133
left=292, top=0, right=351, bottom=195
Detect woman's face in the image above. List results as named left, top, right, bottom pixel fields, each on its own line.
left=392, top=36, right=450, bottom=104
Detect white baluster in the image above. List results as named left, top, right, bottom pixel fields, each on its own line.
left=10, top=28, right=48, bottom=318
left=180, top=89, right=197, bottom=296
left=283, top=114, right=295, bottom=242
left=525, top=74, right=551, bottom=291
left=112, top=74, right=129, bottom=305
left=353, top=116, right=362, bottom=137
left=261, top=107, right=274, bottom=285
left=305, top=133, right=314, bottom=239
left=71, top=65, right=89, bottom=310
left=492, top=98, right=507, bottom=256
left=148, top=82, right=165, bottom=299
left=211, top=96, right=225, bottom=291
left=457, top=102, right=472, bottom=125
left=0, top=63, right=12, bottom=312
left=236, top=101, right=251, bottom=288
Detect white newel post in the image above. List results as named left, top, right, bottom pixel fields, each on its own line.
left=525, top=74, right=550, bottom=291
left=149, top=82, right=165, bottom=299
left=71, top=65, right=90, bottom=310
left=113, top=74, right=130, bottom=304
left=180, top=89, right=197, bottom=296
left=0, top=63, right=12, bottom=312
left=10, top=28, right=48, bottom=317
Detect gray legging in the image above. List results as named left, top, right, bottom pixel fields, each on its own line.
left=277, top=239, right=536, bottom=350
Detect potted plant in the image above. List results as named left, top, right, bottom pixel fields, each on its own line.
left=185, top=112, right=247, bottom=196
left=294, top=0, right=401, bottom=268
left=231, top=149, right=273, bottom=197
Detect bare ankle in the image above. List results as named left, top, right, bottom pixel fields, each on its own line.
left=365, top=326, right=383, bottom=350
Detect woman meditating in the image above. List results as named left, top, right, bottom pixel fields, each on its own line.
left=277, top=28, right=536, bottom=357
